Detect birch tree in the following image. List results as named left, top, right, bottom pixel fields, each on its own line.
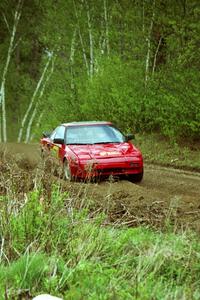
left=0, top=0, right=22, bottom=142
left=30, top=111, right=44, bottom=141
left=69, top=27, right=77, bottom=90
left=25, top=56, right=55, bottom=143
left=152, top=36, right=162, bottom=76
left=73, top=0, right=90, bottom=76
left=17, top=52, right=53, bottom=142
left=86, top=0, right=94, bottom=77
left=103, top=0, right=110, bottom=56
left=145, top=0, right=155, bottom=86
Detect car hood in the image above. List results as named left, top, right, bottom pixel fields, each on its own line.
left=67, top=143, right=141, bottom=160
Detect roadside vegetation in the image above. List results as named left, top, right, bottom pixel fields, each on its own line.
left=0, top=150, right=200, bottom=299
left=136, top=134, right=200, bottom=171
left=1, top=186, right=200, bottom=299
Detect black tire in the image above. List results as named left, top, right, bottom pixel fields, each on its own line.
left=128, top=170, right=143, bottom=183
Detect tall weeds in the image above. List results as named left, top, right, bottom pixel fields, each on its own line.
left=0, top=151, right=200, bottom=299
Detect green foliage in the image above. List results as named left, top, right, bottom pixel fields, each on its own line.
left=77, top=57, right=145, bottom=132
left=135, top=133, right=200, bottom=170
left=0, top=253, right=48, bottom=290
left=0, top=0, right=200, bottom=141
left=1, top=187, right=200, bottom=299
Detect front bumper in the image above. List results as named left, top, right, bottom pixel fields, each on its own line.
left=77, top=157, right=143, bottom=178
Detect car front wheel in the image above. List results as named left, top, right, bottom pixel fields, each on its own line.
left=128, top=170, right=143, bottom=183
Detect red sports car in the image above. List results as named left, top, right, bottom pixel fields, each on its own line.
left=40, top=121, right=143, bottom=182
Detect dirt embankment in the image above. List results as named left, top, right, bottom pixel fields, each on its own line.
left=1, top=143, right=200, bottom=232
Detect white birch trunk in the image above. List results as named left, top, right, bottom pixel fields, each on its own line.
left=30, top=111, right=44, bottom=141
left=145, top=38, right=151, bottom=84
left=145, top=0, right=155, bottom=86
left=103, top=0, right=110, bottom=55
left=25, top=57, right=55, bottom=143
left=98, top=21, right=106, bottom=55
left=70, top=28, right=77, bottom=63
left=0, top=0, right=22, bottom=142
left=1, top=82, right=7, bottom=143
left=73, top=0, right=89, bottom=76
left=17, top=54, right=52, bottom=143
left=24, top=102, right=39, bottom=144
left=79, top=28, right=90, bottom=76
left=86, top=1, right=94, bottom=77
left=152, top=36, right=162, bottom=76
left=69, top=27, right=77, bottom=90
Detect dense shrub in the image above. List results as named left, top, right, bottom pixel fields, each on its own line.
left=74, top=57, right=200, bottom=140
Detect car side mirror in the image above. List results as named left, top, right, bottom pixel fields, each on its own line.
left=125, top=133, right=135, bottom=142
left=43, top=131, right=51, bottom=138
left=53, top=138, right=65, bottom=145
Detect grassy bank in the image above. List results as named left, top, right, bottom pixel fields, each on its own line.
left=1, top=185, right=200, bottom=299
left=0, top=142, right=200, bottom=299
left=135, top=134, right=200, bottom=171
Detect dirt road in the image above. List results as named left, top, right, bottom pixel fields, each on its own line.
left=69, top=164, right=200, bottom=231
left=1, top=143, right=200, bottom=231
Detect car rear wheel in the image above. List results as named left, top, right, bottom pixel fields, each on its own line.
left=63, top=160, right=73, bottom=181
left=128, top=170, right=143, bottom=183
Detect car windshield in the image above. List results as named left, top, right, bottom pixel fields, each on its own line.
left=66, top=125, right=125, bottom=145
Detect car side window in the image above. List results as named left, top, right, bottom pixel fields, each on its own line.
left=50, top=126, right=65, bottom=141
left=50, top=129, right=57, bottom=141
left=54, top=126, right=65, bottom=139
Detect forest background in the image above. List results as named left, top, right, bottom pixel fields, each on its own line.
left=0, top=0, right=200, bottom=143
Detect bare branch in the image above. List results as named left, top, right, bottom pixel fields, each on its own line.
left=2, top=13, right=10, bottom=33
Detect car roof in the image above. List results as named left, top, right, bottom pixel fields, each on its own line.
left=61, top=121, right=112, bottom=127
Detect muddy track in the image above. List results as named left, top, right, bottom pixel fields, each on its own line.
left=1, top=143, right=200, bottom=232
left=69, top=164, right=200, bottom=232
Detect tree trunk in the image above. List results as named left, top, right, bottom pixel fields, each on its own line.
left=0, top=0, right=22, bottom=142
left=69, top=27, right=77, bottom=90
left=18, top=53, right=53, bottom=143
left=103, top=0, right=110, bottom=55
left=152, top=36, right=162, bottom=76
left=30, top=111, right=44, bottom=141
left=86, top=1, right=94, bottom=77
left=73, top=0, right=89, bottom=76
left=145, top=0, right=155, bottom=86
left=25, top=57, right=55, bottom=143
left=99, top=18, right=106, bottom=54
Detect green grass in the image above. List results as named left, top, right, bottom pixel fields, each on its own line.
left=135, top=133, right=200, bottom=171
left=1, top=186, right=200, bottom=299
